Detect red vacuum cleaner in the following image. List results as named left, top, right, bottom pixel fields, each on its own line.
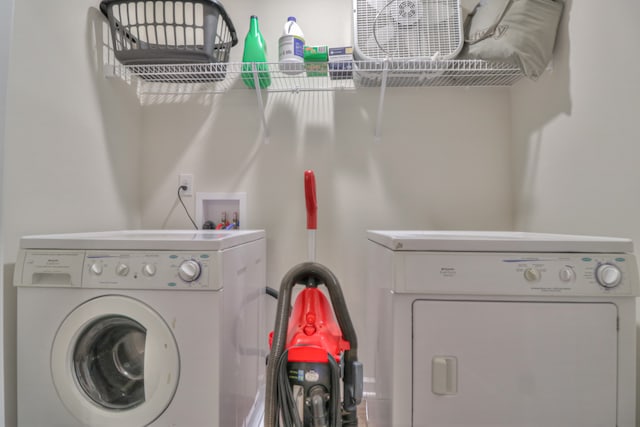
left=264, top=170, right=363, bottom=427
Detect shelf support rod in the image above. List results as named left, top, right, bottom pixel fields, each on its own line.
left=252, top=62, right=270, bottom=144
left=374, top=59, right=389, bottom=143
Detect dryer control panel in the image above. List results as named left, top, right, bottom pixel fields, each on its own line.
left=395, top=252, right=640, bottom=296
left=15, top=250, right=222, bottom=290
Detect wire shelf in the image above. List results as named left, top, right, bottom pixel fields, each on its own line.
left=108, top=59, right=523, bottom=94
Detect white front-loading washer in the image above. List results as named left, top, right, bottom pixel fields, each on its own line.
left=365, top=230, right=638, bottom=427
left=14, top=230, right=266, bottom=427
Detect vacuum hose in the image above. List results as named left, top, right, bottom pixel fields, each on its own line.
left=265, top=262, right=360, bottom=427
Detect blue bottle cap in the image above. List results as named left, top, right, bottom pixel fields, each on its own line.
left=288, top=16, right=297, bottom=22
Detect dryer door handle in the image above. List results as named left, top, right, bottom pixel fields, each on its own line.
left=432, top=356, right=458, bottom=395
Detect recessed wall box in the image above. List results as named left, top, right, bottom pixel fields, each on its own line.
left=196, top=192, right=247, bottom=230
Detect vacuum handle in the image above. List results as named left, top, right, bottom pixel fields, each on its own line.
left=304, top=170, right=317, bottom=230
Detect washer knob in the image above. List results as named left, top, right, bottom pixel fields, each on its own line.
left=116, top=263, right=130, bottom=277
left=595, top=264, right=622, bottom=288
left=89, top=263, right=103, bottom=276
left=524, top=268, right=541, bottom=282
left=142, top=264, right=156, bottom=277
left=178, top=260, right=202, bottom=282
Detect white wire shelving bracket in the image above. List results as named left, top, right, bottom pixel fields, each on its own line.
left=249, top=62, right=270, bottom=144
left=374, top=59, right=389, bottom=143
left=106, top=60, right=523, bottom=141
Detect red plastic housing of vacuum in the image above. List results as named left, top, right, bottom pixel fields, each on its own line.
left=269, top=287, right=350, bottom=363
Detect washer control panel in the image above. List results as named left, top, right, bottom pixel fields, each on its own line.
left=16, top=250, right=221, bottom=290
left=83, top=251, right=219, bottom=290
left=398, top=252, right=639, bottom=296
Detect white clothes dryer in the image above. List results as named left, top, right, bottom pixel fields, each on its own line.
left=365, top=230, right=638, bottom=427
left=14, top=230, right=266, bottom=427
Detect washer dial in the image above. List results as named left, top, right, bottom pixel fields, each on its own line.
left=523, top=268, right=541, bottom=282
left=142, top=263, right=156, bottom=277
left=178, top=260, right=202, bottom=282
left=116, top=263, right=130, bottom=277
left=89, top=263, right=103, bottom=276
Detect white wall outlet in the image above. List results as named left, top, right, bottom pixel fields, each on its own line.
left=179, top=174, right=194, bottom=196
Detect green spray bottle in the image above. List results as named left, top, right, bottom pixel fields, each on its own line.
left=242, top=15, right=271, bottom=89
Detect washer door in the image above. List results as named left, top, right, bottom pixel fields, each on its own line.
left=51, top=295, right=179, bottom=427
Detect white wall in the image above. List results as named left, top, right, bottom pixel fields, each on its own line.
left=139, top=0, right=515, bottom=373
left=512, top=0, right=640, bottom=241
left=0, top=0, right=14, bottom=424
left=3, top=0, right=143, bottom=258
left=2, top=0, right=143, bottom=423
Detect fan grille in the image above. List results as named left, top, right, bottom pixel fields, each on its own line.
left=355, top=0, right=462, bottom=60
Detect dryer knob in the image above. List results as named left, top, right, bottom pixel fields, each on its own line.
left=89, top=263, right=103, bottom=276
left=178, top=260, right=202, bottom=282
left=595, top=264, right=622, bottom=288
left=142, top=264, right=156, bottom=277
left=558, top=266, right=575, bottom=283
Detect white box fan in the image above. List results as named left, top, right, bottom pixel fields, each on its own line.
left=353, top=0, right=463, bottom=61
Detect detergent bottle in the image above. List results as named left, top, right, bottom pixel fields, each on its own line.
left=278, top=16, right=305, bottom=75
left=242, top=15, right=271, bottom=89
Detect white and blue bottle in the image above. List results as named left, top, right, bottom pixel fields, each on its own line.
left=278, top=16, right=305, bottom=75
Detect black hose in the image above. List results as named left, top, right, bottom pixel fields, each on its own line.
left=328, top=353, right=341, bottom=427
left=277, top=350, right=302, bottom=427
left=265, top=266, right=298, bottom=427
left=309, top=386, right=328, bottom=427
left=265, top=262, right=359, bottom=427
left=266, top=286, right=279, bottom=299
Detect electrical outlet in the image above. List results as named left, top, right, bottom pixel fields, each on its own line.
left=179, top=174, right=194, bottom=196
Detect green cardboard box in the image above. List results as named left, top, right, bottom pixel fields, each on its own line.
left=304, top=46, right=328, bottom=77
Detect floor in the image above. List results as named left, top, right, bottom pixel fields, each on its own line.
left=358, top=402, right=368, bottom=426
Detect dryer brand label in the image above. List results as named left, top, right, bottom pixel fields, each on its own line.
left=531, top=286, right=572, bottom=293
left=439, top=267, right=457, bottom=278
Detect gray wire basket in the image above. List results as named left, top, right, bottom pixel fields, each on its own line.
left=100, top=0, right=237, bottom=81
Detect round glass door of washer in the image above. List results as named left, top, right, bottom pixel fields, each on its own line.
left=51, top=296, right=179, bottom=427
